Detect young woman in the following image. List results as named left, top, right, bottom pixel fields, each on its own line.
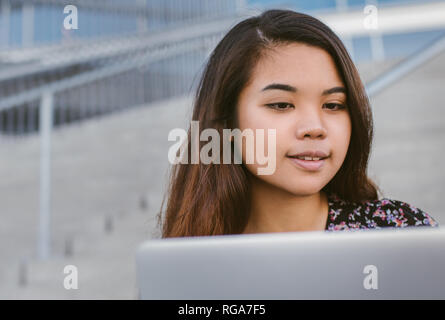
left=158, top=9, right=438, bottom=237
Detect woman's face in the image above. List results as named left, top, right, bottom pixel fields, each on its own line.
left=236, top=42, right=351, bottom=196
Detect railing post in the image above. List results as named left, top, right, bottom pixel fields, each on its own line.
left=368, top=0, right=385, bottom=62
left=1, top=0, right=10, bottom=48
left=22, top=2, right=34, bottom=48
left=236, top=0, right=247, bottom=15
left=137, top=0, right=148, bottom=33
left=335, top=0, right=355, bottom=60
left=38, top=91, right=53, bottom=260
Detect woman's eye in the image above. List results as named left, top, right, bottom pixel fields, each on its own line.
left=265, top=103, right=294, bottom=110
left=323, top=103, right=346, bottom=110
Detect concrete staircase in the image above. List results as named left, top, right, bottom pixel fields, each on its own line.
left=0, top=95, right=191, bottom=299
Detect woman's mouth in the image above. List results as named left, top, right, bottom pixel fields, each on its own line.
left=287, top=155, right=329, bottom=171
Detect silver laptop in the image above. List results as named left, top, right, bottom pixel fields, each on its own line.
left=136, top=227, right=445, bottom=299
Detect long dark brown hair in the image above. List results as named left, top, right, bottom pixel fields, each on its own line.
left=157, top=9, right=381, bottom=238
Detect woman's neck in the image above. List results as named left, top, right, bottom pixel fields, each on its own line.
left=242, top=178, right=329, bottom=234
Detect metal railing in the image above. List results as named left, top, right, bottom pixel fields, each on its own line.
left=366, top=33, right=445, bottom=97
left=0, top=16, right=240, bottom=135
left=0, top=0, right=246, bottom=259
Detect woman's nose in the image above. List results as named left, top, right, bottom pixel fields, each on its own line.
left=295, top=111, right=327, bottom=139
left=297, top=126, right=327, bottom=139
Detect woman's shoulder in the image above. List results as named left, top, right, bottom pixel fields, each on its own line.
left=326, top=192, right=439, bottom=230
left=367, top=197, right=438, bottom=228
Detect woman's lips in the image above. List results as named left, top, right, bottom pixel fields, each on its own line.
left=287, top=156, right=328, bottom=171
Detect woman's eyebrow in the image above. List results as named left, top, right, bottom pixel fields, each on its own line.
left=261, top=83, right=297, bottom=92
left=260, top=83, right=346, bottom=96
left=322, top=86, right=346, bottom=95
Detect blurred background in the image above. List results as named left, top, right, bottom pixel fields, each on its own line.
left=0, top=0, right=444, bottom=299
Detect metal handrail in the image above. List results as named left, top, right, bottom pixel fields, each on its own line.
left=366, top=33, right=445, bottom=97
left=0, top=16, right=240, bottom=83
left=0, top=34, right=224, bottom=112
left=0, top=18, right=238, bottom=81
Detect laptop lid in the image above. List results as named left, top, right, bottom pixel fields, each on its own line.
left=136, top=227, right=445, bottom=299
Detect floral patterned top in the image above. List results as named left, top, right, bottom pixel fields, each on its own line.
left=325, top=192, right=439, bottom=231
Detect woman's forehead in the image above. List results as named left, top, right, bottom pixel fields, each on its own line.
left=248, top=43, right=344, bottom=92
